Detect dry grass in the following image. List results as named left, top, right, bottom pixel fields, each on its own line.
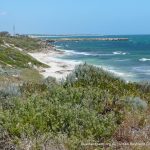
left=112, top=110, right=150, bottom=149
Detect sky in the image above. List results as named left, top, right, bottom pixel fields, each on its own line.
left=0, top=0, right=150, bottom=35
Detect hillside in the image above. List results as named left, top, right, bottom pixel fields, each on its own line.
left=0, top=35, right=49, bottom=85
left=0, top=35, right=41, bottom=52
left=0, top=47, right=47, bottom=68
left=0, top=62, right=150, bottom=149
left=0, top=34, right=150, bottom=150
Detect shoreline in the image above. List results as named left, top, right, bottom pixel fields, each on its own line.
left=28, top=41, right=134, bottom=82
left=28, top=46, right=80, bottom=80
left=28, top=45, right=132, bottom=82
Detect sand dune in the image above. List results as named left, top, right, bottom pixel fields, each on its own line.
left=28, top=49, right=80, bottom=80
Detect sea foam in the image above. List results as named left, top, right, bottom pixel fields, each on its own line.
left=113, top=51, right=127, bottom=55
left=58, top=49, right=127, bottom=57
left=139, top=58, right=150, bottom=62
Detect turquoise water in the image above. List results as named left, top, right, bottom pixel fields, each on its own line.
left=49, top=35, right=150, bottom=82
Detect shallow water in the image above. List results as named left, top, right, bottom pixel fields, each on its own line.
left=45, top=35, right=150, bottom=82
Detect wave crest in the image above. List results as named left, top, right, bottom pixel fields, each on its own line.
left=113, top=51, right=127, bottom=55
left=58, top=49, right=127, bottom=57
left=139, top=58, right=150, bottom=62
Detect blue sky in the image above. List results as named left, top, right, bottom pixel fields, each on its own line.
left=0, top=0, right=150, bottom=34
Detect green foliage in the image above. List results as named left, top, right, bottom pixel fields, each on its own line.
left=125, top=97, right=148, bottom=111
left=0, top=84, right=21, bottom=99
left=65, top=63, right=121, bottom=86
left=20, top=68, right=44, bottom=83
left=0, top=67, right=21, bottom=78
left=1, top=91, right=120, bottom=149
left=0, top=64, right=150, bottom=149
left=135, top=82, right=150, bottom=93
left=43, top=76, right=58, bottom=88
left=64, top=64, right=149, bottom=99
left=0, top=47, right=48, bottom=68
left=0, top=38, right=3, bottom=44
left=0, top=34, right=48, bottom=69
left=2, top=36, right=41, bottom=52
left=20, top=82, right=48, bottom=96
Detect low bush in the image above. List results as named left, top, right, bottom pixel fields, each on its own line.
left=0, top=64, right=150, bottom=149
left=0, top=38, right=3, bottom=44
left=3, top=36, right=41, bottom=52
left=0, top=47, right=48, bottom=68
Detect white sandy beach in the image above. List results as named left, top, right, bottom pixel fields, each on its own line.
left=28, top=49, right=80, bottom=80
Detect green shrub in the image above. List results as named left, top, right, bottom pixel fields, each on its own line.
left=125, top=97, right=148, bottom=111
left=20, top=68, right=43, bottom=83
left=1, top=93, right=120, bottom=149
left=65, top=63, right=121, bottom=87
left=0, top=47, right=48, bottom=68
left=3, top=36, right=41, bottom=52
left=0, top=84, right=21, bottom=99
left=43, top=76, right=58, bottom=88
left=0, top=67, right=21, bottom=76
left=0, top=64, right=150, bottom=149
left=0, top=38, right=3, bottom=44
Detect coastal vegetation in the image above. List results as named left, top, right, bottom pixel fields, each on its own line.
left=1, top=64, right=150, bottom=149
left=0, top=33, right=41, bottom=52
left=0, top=33, right=48, bottom=86
left=0, top=34, right=150, bottom=149
left=0, top=47, right=48, bottom=68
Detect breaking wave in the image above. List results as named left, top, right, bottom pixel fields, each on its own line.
left=139, top=58, right=150, bottom=62
left=58, top=49, right=127, bottom=56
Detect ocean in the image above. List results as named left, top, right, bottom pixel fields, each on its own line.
left=46, top=35, right=150, bottom=82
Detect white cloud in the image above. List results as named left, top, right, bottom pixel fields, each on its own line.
left=0, top=11, right=7, bottom=16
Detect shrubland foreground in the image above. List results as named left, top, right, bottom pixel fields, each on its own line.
left=0, top=63, right=150, bottom=150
